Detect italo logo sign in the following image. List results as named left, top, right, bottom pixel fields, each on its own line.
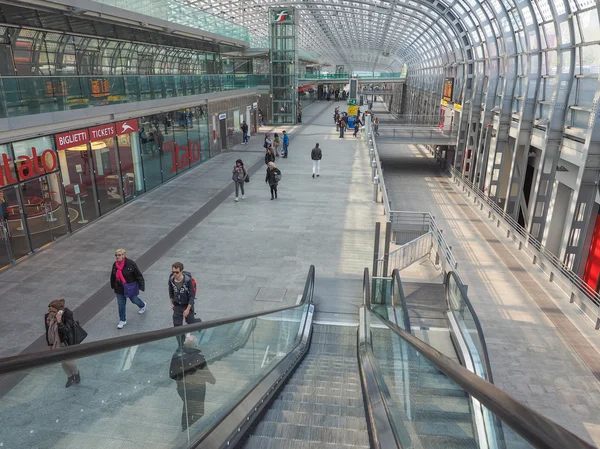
left=274, top=10, right=291, bottom=22
left=0, top=149, right=58, bottom=187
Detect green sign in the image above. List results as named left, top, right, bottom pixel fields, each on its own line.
left=273, top=10, right=292, bottom=22
left=348, top=99, right=356, bottom=106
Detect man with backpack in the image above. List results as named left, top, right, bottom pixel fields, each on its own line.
left=169, top=262, right=199, bottom=332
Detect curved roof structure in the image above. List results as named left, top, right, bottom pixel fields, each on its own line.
left=177, top=0, right=600, bottom=74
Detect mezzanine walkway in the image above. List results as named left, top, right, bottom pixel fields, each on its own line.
left=0, top=101, right=378, bottom=362
left=375, top=98, right=600, bottom=446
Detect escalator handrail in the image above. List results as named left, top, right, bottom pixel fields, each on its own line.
left=0, top=265, right=316, bottom=376
left=445, top=270, right=495, bottom=384
left=391, top=269, right=411, bottom=331
left=363, top=268, right=596, bottom=449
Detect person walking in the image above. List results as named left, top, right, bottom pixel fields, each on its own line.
left=339, top=117, right=346, bottom=138
left=169, top=262, right=199, bottom=344
left=273, top=133, right=281, bottom=157
left=232, top=159, right=247, bottom=202
left=282, top=131, right=290, bottom=158
left=265, top=147, right=275, bottom=165
left=263, top=133, right=272, bottom=151
left=111, top=248, right=146, bottom=329
left=241, top=121, right=249, bottom=144
left=353, top=118, right=363, bottom=137
left=265, top=161, right=281, bottom=200
left=373, top=116, right=380, bottom=137
left=311, top=143, right=322, bottom=178
left=45, top=299, right=80, bottom=388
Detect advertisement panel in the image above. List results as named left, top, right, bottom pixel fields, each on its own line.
left=442, top=78, right=454, bottom=103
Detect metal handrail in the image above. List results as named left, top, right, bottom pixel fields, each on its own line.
left=367, top=117, right=391, bottom=217
left=0, top=266, right=315, bottom=374
left=445, top=271, right=494, bottom=384
left=448, top=165, right=600, bottom=314
left=392, top=269, right=411, bottom=331
left=362, top=267, right=596, bottom=449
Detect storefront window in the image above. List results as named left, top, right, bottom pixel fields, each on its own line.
left=192, top=106, right=210, bottom=163
left=91, top=135, right=123, bottom=214
left=59, top=141, right=100, bottom=231
left=0, top=185, right=30, bottom=266
left=21, top=173, right=68, bottom=251
left=172, top=109, right=191, bottom=173
left=160, top=112, right=178, bottom=182
left=139, top=115, right=164, bottom=191
left=0, top=144, right=17, bottom=188
left=116, top=132, right=144, bottom=202
left=10, top=136, right=68, bottom=252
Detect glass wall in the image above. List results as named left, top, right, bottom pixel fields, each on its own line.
left=0, top=105, right=209, bottom=270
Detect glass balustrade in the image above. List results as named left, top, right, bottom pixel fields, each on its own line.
left=446, top=273, right=492, bottom=382
left=369, top=310, right=531, bottom=449
left=0, top=304, right=308, bottom=449
left=0, top=74, right=259, bottom=120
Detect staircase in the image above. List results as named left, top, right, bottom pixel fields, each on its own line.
left=239, top=324, right=370, bottom=448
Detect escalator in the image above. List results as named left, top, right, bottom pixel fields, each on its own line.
left=239, top=325, right=370, bottom=449
left=0, top=266, right=594, bottom=449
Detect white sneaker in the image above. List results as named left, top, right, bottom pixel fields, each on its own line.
left=117, top=321, right=127, bottom=329
left=242, top=195, right=245, bottom=200
left=234, top=197, right=239, bottom=202
left=139, top=304, right=147, bottom=314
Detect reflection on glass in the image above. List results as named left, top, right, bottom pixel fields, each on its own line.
left=59, top=143, right=100, bottom=230
left=0, top=305, right=307, bottom=449
left=21, top=174, right=68, bottom=251
left=161, top=112, right=178, bottom=182
left=116, top=133, right=144, bottom=201
left=369, top=311, right=532, bottom=449
left=91, top=137, right=123, bottom=214
left=172, top=110, right=192, bottom=173
left=139, top=116, right=164, bottom=190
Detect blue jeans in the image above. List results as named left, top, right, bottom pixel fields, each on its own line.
left=243, top=132, right=248, bottom=143
left=116, top=293, right=145, bottom=321
left=283, top=143, right=289, bottom=157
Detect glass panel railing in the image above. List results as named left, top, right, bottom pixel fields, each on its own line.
left=369, top=311, right=525, bottom=449
left=446, top=272, right=493, bottom=383
left=0, top=74, right=259, bottom=119
left=0, top=304, right=308, bottom=449
left=372, top=276, right=393, bottom=320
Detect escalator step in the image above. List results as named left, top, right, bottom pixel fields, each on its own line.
left=252, top=422, right=370, bottom=447
left=419, top=434, right=478, bottom=449
left=260, top=409, right=368, bottom=431
left=270, top=399, right=367, bottom=418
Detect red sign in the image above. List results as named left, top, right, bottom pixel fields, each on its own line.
left=89, top=124, right=116, bottom=142
left=161, top=139, right=202, bottom=173
left=0, top=148, right=58, bottom=187
left=55, top=129, right=89, bottom=151
left=116, top=119, right=139, bottom=135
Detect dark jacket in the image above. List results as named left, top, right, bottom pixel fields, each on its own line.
left=44, top=308, right=75, bottom=346
left=265, top=151, right=275, bottom=165
left=266, top=167, right=281, bottom=186
left=169, top=273, right=196, bottom=306
left=241, top=123, right=248, bottom=133
left=311, top=147, right=322, bottom=161
left=110, top=258, right=145, bottom=295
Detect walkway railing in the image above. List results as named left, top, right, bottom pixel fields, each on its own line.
left=366, top=116, right=493, bottom=387
left=300, top=72, right=406, bottom=80
left=0, top=74, right=262, bottom=119
left=448, top=164, right=600, bottom=330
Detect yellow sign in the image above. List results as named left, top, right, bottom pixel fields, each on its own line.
left=454, top=103, right=462, bottom=111
left=348, top=105, right=358, bottom=116
left=441, top=99, right=449, bottom=106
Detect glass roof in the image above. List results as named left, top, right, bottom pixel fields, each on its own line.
left=126, top=0, right=599, bottom=72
